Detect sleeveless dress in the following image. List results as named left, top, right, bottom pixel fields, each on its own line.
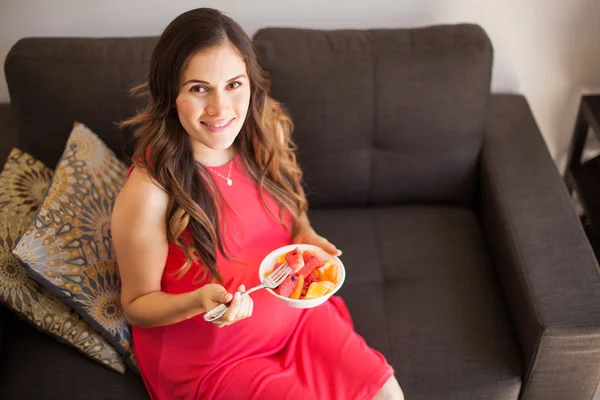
left=129, top=155, right=394, bottom=400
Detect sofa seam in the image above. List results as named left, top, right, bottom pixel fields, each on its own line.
left=369, top=208, right=395, bottom=367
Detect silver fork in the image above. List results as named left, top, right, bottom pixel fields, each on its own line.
left=203, top=262, right=292, bottom=322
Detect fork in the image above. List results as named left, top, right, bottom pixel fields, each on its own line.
left=203, top=262, right=292, bottom=322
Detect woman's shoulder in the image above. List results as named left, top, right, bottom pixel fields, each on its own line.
left=113, top=165, right=169, bottom=225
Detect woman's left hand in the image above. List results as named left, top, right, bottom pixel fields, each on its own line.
left=292, top=228, right=342, bottom=257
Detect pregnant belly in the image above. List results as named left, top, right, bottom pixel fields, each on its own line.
left=160, top=288, right=303, bottom=370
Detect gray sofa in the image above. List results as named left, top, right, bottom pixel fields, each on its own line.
left=1, top=23, right=600, bottom=400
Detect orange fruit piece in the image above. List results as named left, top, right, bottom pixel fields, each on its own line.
left=304, top=281, right=335, bottom=300
left=321, top=261, right=339, bottom=284
left=316, top=261, right=332, bottom=280
left=290, top=274, right=304, bottom=299
left=313, top=267, right=325, bottom=281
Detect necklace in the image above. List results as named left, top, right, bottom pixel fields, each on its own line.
left=209, top=161, right=233, bottom=186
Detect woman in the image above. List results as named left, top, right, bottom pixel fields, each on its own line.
left=112, top=7, right=404, bottom=400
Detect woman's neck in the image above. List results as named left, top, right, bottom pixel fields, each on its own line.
left=192, top=144, right=236, bottom=167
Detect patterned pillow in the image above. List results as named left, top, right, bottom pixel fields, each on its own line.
left=0, top=148, right=126, bottom=373
left=12, top=123, right=133, bottom=362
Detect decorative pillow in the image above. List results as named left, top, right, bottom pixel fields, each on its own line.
left=12, top=123, right=133, bottom=361
left=0, top=148, right=126, bottom=373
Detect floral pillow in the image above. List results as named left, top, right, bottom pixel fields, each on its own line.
left=12, top=123, right=133, bottom=364
left=0, top=148, right=126, bottom=373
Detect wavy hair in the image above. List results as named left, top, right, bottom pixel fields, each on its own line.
left=121, top=8, right=307, bottom=282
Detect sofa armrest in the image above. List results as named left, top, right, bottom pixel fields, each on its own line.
left=479, top=94, right=600, bottom=400
left=0, top=103, right=18, bottom=167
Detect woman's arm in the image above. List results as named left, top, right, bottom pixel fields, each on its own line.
left=291, top=211, right=342, bottom=257
left=113, top=166, right=253, bottom=329
left=111, top=166, right=206, bottom=328
left=292, top=211, right=313, bottom=237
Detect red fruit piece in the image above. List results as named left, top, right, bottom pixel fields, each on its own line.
left=275, top=274, right=299, bottom=297
left=285, top=248, right=305, bottom=272
left=302, top=251, right=313, bottom=264
left=306, top=272, right=319, bottom=286
left=297, top=251, right=325, bottom=278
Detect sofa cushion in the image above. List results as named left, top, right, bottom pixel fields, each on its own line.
left=0, top=148, right=126, bottom=373
left=4, top=37, right=157, bottom=168
left=305, top=208, right=392, bottom=361
left=0, top=310, right=147, bottom=400
left=308, top=206, right=522, bottom=399
left=254, top=25, right=492, bottom=208
left=12, top=124, right=133, bottom=363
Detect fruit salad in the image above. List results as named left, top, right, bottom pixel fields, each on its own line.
left=266, top=247, right=339, bottom=300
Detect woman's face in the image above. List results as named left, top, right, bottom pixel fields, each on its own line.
left=176, top=42, right=251, bottom=165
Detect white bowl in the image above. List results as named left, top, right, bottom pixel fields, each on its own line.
left=258, top=244, right=346, bottom=309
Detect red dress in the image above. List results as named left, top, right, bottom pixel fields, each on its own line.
left=129, top=155, right=394, bottom=399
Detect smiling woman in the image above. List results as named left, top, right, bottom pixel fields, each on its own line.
left=111, top=7, right=403, bottom=400
left=176, top=44, right=251, bottom=166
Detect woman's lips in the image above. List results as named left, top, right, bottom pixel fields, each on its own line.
left=200, top=118, right=234, bottom=133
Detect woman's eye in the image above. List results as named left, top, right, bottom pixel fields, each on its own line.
left=228, top=81, right=242, bottom=89
left=190, top=85, right=207, bottom=93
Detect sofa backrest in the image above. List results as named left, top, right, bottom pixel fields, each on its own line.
left=4, top=24, right=492, bottom=208
left=254, top=24, right=493, bottom=207
left=4, top=37, right=157, bottom=168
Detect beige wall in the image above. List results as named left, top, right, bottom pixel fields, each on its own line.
left=1, top=0, right=600, bottom=169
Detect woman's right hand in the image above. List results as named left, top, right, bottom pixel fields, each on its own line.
left=198, top=284, right=253, bottom=328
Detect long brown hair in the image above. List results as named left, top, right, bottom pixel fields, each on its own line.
left=121, top=8, right=307, bottom=282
